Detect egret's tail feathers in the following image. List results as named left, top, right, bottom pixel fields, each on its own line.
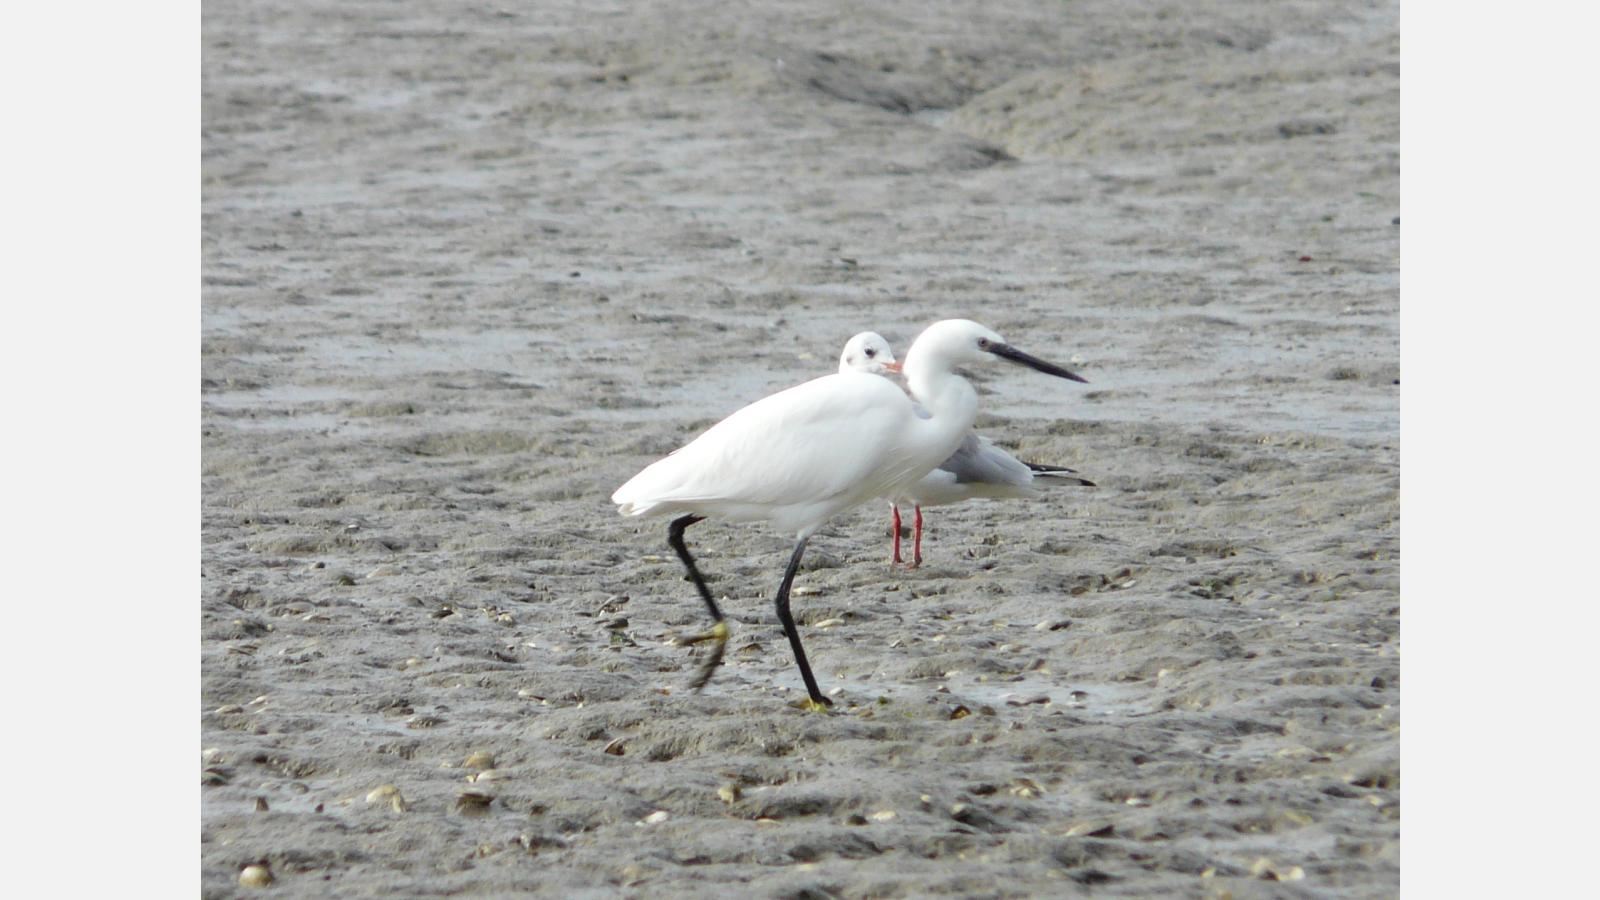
left=613, top=499, right=657, bottom=517
left=1026, top=462, right=1095, bottom=487
left=612, top=463, right=680, bottom=516
left=611, top=482, right=645, bottom=515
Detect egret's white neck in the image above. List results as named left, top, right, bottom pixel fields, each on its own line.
left=903, top=353, right=979, bottom=457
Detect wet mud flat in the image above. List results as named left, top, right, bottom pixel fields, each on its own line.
left=203, top=0, right=1398, bottom=895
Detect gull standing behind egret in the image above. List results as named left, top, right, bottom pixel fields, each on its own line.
left=838, top=332, right=1095, bottom=567
left=612, top=319, right=1088, bottom=708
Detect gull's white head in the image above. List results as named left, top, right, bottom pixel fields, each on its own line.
left=838, top=331, right=901, bottom=375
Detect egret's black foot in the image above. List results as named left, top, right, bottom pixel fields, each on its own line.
left=804, top=694, right=834, bottom=712
left=681, top=620, right=730, bottom=692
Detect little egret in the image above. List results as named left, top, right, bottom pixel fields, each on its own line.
left=611, top=319, right=1087, bottom=708
left=837, top=332, right=1095, bottom=567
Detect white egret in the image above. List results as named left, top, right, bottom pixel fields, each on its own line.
left=837, top=332, right=1095, bottom=566
left=612, top=319, right=1087, bottom=707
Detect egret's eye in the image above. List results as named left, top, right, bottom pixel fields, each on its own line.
left=977, top=337, right=990, bottom=349
left=865, top=348, right=877, bottom=358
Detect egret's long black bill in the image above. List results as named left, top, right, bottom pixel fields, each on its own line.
left=986, top=342, right=1088, bottom=383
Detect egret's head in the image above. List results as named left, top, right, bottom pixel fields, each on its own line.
left=905, top=319, right=1087, bottom=383
left=838, top=331, right=901, bottom=375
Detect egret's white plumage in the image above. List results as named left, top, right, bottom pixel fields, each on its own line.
left=612, top=369, right=940, bottom=537
left=612, top=319, right=1087, bottom=705
left=615, top=321, right=1003, bottom=538
left=837, top=331, right=1095, bottom=565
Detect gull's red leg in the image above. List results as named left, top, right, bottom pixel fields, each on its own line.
left=891, top=504, right=903, bottom=566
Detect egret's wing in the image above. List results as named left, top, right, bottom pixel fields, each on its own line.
left=613, top=373, right=914, bottom=509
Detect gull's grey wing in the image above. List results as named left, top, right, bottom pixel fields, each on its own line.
left=937, top=434, right=1034, bottom=488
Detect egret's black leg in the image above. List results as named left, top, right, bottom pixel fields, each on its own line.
left=773, top=537, right=831, bottom=709
left=666, top=514, right=729, bottom=691
left=911, top=506, right=924, bottom=568
left=667, top=514, right=719, bottom=619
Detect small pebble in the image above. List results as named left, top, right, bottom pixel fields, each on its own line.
left=239, top=864, right=273, bottom=887
left=870, top=810, right=897, bottom=822
left=603, top=739, right=626, bottom=756
left=456, top=792, right=493, bottom=816
left=1010, top=778, right=1043, bottom=798
left=366, top=785, right=401, bottom=804
left=254, top=797, right=269, bottom=812
left=640, top=810, right=669, bottom=825
left=464, top=751, right=496, bottom=770
left=717, top=784, right=741, bottom=804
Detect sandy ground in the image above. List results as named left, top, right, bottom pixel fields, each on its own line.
left=202, top=0, right=1398, bottom=895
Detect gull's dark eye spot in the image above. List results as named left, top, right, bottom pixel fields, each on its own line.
left=865, top=347, right=877, bottom=358
left=977, top=337, right=990, bottom=349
